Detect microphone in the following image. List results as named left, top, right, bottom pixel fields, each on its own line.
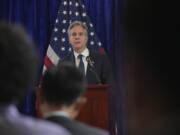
left=86, top=56, right=94, bottom=67
left=86, top=56, right=101, bottom=84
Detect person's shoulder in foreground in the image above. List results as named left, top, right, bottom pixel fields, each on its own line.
left=47, top=115, right=109, bottom=135
left=0, top=105, right=70, bottom=135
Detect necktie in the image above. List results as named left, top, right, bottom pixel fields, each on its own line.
left=78, top=54, right=85, bottom=76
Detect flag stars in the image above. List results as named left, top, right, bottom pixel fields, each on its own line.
left=75, top=2, right=79, bottom=7
left=61, top=47, right=65, bottom=51
left=54, top=28, right=58, bottom=32
left=62, top=20, right=67, bottom=24
left=90, top=41, right=94, bottom=45
left=63, top=10, right=67, bottom=15
left=69, top=11, right=72, bottom=15
left=62, top=29, right=66, bottom=33
left=54, top=37, right=58, bottom=41
left=55, top=19, right=59, bottom=23
left=98, top=42, right=102, bottom=46
left=69, top=1, right=72, bottom=5
left=82, top=13, right=86, bottom=17
left=61, top=38, right=66, bottom=42
left=90, top=23, right=93, bottom=27
left=82, top=4, right=85, bottom=8
left=90, top=32, right=94, bottom=36
left=63, top=1, right=67, bottom=5
left=75, top=12, right=79, bottom=16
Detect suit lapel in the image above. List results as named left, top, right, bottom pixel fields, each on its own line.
left=65, top=52, right=75, bottom=64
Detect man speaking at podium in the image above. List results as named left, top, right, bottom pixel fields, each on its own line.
left=54, top=21, right=114, bottom=133
left=61, top=21, right=113, bottom=85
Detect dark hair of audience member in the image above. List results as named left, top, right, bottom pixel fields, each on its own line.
left=41, top=62, right=86, bottom=106
left=0, top=22, right=38, bottom=104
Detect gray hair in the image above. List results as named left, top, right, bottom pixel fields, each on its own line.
left=67, top=21, right=88, bottom=37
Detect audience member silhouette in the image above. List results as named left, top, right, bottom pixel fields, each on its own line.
left=39, top=61, right=109, bottom=135
left=0, top=22, right=70, bottom=135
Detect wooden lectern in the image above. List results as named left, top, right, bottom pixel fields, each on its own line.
left=77, top=84, right=109, bottom=130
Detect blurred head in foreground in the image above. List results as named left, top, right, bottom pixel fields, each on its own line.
left=40, top=61, right=87, bottom=119
left=0, top=22, right=38, bottom=105
left=124, top=0, right=179, bottom=134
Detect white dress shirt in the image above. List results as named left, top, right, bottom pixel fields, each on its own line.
left=73, top=48, right=89, bottom=75
left=43, top=110, right=70, bottom=119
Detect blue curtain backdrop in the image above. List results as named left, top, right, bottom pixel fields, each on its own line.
left=0, top=0, right=124, bottom=135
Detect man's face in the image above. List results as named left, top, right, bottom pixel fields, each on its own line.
left=69, top=25, right=88, bottom=53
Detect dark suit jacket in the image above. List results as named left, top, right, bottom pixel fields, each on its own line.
left=46, top=116, right=109, bottom=135
left=61, top=50, right=113, bottom=84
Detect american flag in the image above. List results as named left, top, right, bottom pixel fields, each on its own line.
left=43, top=0, right=105, bottom=73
